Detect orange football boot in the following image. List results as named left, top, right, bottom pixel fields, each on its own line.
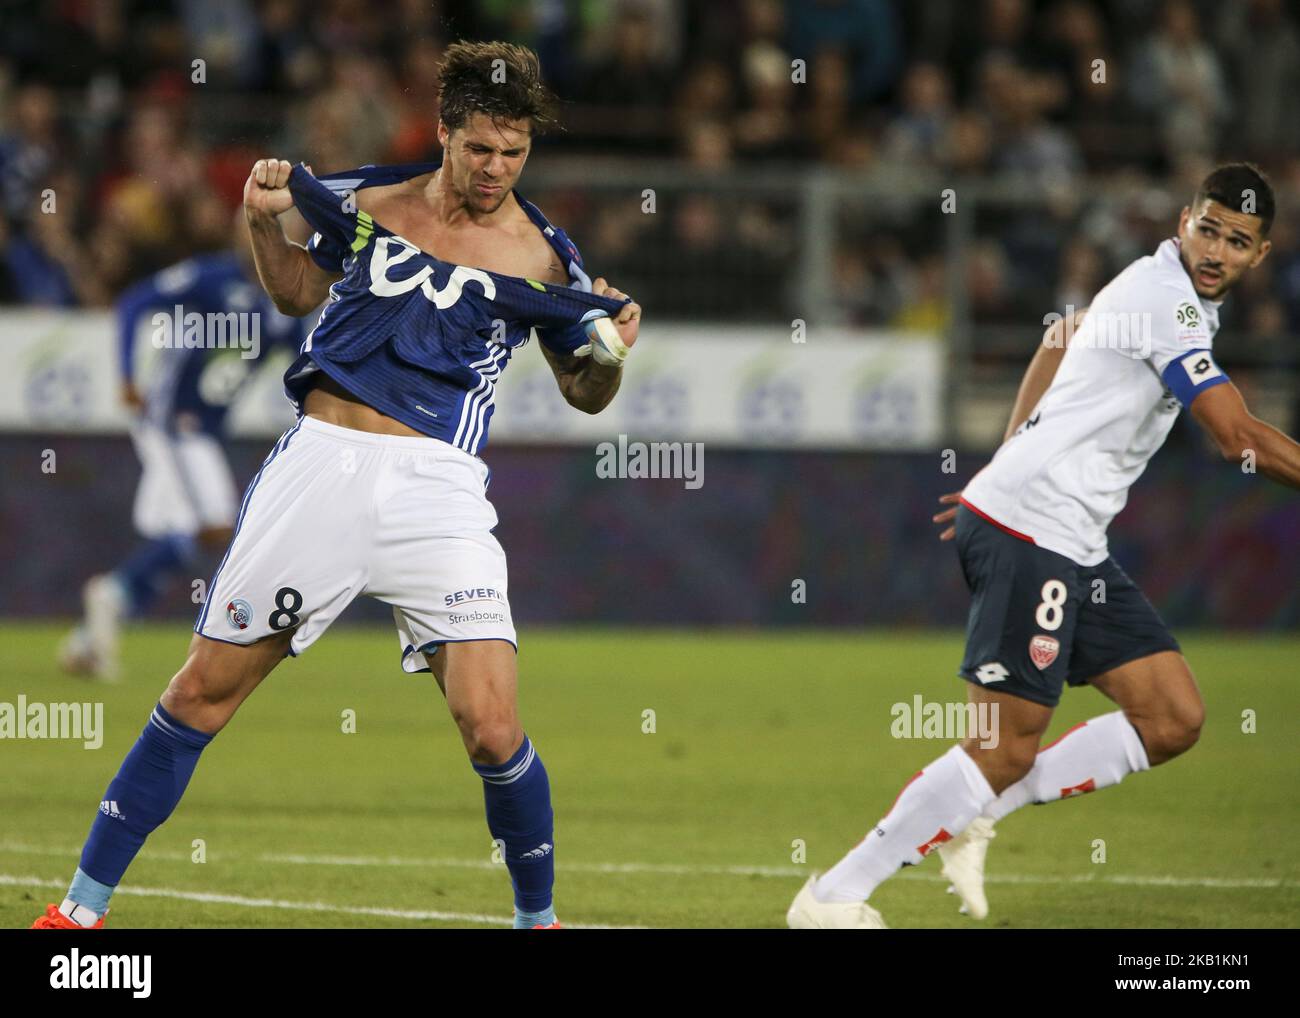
left=31, top=904, right=105, bottom=929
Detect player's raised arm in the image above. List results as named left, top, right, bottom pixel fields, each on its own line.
left=1002, top=306, right=1087, bottom=442
left=1190, top=380, right=1300, bottom=488
left=538, top=276, right=641, bottom=414
left=243, top=158, right=340, bottom=317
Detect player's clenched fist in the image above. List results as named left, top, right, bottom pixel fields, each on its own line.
left=243, top=158, right=301, bottom=219
left=590, top=276, right=641, bottom=353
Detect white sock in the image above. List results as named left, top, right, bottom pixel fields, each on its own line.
left=58, top=897, right=102, bottom=928
left=984, top=710, right=1150, bottom=822
left=813, top=744, right=996, bottom=903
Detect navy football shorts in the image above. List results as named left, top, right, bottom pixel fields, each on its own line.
left=954, top=504, right=1180, bottom=708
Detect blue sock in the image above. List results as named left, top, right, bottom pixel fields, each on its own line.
left=472, top=735, right=555, bottom=920
left=115, top=535, right=197, bottom=614
left=70, top=702, right=213, bottom=911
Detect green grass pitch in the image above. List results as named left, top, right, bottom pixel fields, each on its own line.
left=2, top=622, right=1296, bottom=928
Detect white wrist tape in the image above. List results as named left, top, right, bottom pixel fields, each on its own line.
left=582, top=315, right=629, bottom=366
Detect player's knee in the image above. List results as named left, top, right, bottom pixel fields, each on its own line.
left=165, top=656, right=220, bottom=707
left=1000, top=741, right=1038, bottom=786
left=459, top=717, right=521, bottom=766
left=161, top=665, right=216, bottom=730
left=962, top=738, right=1036, bottom=793
left=162, top=645, right=240, bottom=729
left=1142, top=700, right=1204, bottom=763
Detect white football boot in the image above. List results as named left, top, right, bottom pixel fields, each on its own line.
left=937, top=815, right=996, bottom=919
left=786, top=876, right=888, bottom=929
left=81, top=574, right=127, bottom=681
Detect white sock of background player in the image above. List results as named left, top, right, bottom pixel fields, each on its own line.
left=813, top=744, right=996, bottom=903
left=981, top=710, right=1150, bottom=822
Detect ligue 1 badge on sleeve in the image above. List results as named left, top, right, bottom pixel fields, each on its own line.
left=227, top=598, right=254, bottom=631
left=1029, top=634, right=1060, bottom=670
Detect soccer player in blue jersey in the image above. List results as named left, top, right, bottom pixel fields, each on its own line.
left=60, top=213, right=304, bottom=681
left=34, top=41, right=640, bottom=931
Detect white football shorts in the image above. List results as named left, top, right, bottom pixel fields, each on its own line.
left=131, top=423, right=239, bottom=538
left=195, top=415, right=516, bottom=671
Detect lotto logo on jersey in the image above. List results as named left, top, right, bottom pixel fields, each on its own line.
left=226, top=598, right=253, bottom=630
left=1180, top=351, right=1222, bottom=385
left=1029, top=634, right=1060, bottom=670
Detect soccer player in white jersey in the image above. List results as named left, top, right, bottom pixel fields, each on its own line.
left=789, top=163, right=1300, bottom=928
left=33, top=41, right=640, bottom=931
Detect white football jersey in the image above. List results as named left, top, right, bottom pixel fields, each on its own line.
left=962, top=237, right=1230, bottom=566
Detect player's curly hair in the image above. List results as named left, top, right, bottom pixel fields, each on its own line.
left=437, top=40, right=560, bottom=135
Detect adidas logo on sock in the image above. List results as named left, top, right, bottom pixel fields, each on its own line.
left=520, top=843, right=553, bottom=860
left=99, top=799, right=126, bottom=820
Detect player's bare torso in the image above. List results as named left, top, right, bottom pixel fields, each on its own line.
left=304, top=169, right=568, bottom=436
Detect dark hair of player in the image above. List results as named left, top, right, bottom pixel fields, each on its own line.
left=437, top=40, right=559, bottom=136
left=1194, top=162, right=1275, bottom=236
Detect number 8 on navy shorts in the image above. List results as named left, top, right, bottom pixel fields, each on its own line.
left=953, top=504, right=1179, bottom=708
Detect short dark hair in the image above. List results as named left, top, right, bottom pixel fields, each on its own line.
left=437, top=40, right=559, bottom=135
left=1194, top=162, right=1275, bottom=236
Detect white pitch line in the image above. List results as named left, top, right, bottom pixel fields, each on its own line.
left=257, top=856, right=1293, bottom=888
left=0, top=840, right=1291, bottom=889
left=251, top=861, right=1296, bottom=889
left=0, top=874, right=638, bottom=929
left=261, top=852, right=805, bottom=878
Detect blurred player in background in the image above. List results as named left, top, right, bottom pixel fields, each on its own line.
left=789, top=163, right=1300, bottom=929
left=58, top=212, right=303, bottom=681
left=34, top=41, right=640, bottom=932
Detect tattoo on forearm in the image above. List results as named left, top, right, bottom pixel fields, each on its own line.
left=565, top=357, right=622, bottom=412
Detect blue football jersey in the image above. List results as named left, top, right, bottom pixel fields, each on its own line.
left=117, top=253, right=305, bottom=436
left=284, top=161, right=629, bottom=455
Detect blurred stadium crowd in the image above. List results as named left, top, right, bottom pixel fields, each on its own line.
left=1, top=0, right=1299, bottom=343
